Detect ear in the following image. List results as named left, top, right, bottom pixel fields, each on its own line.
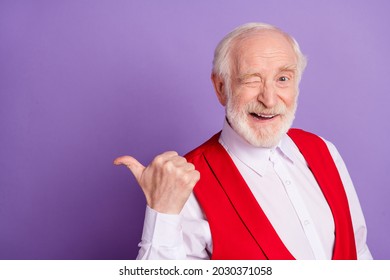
left=211, top=73, right=227, bottom=106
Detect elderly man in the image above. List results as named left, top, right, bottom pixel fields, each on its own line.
left=114, top=23, right=372, bottom=260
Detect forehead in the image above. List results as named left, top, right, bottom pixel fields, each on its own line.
left=231, top=30, right=297, bottom=73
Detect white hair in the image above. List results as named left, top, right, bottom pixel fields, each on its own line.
left=212, top=23, right=307, bottom=87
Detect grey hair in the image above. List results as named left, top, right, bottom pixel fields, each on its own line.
left=212, top=22, right=307, bottom=86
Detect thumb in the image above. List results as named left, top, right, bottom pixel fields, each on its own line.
left=114, top=155, right=145, bottom=182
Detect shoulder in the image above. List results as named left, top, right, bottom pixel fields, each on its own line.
left=287, top=128, right=342, bottom=163
left=184, top=132, right=221, bottom=162
left=288, top=128, right=324, bottom=142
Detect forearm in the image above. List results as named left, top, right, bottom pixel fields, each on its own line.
left=136, top=194, right=212, bottom=260
left=136, top=206, right=187, bottom=260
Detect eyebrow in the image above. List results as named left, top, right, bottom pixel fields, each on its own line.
left=279, top=65, right=298, bottom=72
left=239, top=65, right=298, bottom=80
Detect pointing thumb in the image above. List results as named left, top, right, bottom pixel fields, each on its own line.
left=114, top=155, right=145, bottom=182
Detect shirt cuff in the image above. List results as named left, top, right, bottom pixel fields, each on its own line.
left=141, top=206, right=183, bottom=247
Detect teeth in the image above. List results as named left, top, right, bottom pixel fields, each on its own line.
left=256, top=113, right=275, bottom=118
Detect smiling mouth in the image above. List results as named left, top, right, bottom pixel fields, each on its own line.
left=250, top=112, right=278, bottom=120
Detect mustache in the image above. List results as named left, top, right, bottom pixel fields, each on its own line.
left=245, top=101, right=288, bottom=115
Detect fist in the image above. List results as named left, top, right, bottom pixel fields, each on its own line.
left=114, top=151, right=200, bottom=214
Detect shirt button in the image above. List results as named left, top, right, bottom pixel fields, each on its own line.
left=285, top=180, right=291, bottom=185
left=304, top=220, right=310, bottom=226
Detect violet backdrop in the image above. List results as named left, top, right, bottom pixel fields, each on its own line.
left=0, top=0, right=389, bottom=259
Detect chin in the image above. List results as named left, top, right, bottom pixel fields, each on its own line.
left=240, top=123, right=285, bottom=148
left=228, top=114, right=295, bottom=148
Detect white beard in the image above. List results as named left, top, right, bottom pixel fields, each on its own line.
left=226, top=97, right=297, bottom=148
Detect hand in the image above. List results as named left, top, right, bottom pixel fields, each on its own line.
left=114, top=151, right=200, bottom=214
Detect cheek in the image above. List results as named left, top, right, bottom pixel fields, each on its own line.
left=230, top=95, right=251, bottom=113
left=232, top=86, right=259, bottom=105
left=279, top=89, right=297, bottom=108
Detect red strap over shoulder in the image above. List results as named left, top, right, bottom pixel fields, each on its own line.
left=287, top=129, right=357, bottom=259
left=189, top=130, right=357, bottom=259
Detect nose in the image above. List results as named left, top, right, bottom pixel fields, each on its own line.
left=257, top=80, right=277, bottom=108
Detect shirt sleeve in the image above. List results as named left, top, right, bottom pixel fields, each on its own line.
left=136, top=194, right=212, bottom=260
left=324, top=140, right=373, bottom=260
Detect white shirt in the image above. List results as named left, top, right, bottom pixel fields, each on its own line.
left=136, top=120, right=372, bottom=260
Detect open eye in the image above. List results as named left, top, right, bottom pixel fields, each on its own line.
left=278, top=76, right=289, bottom=82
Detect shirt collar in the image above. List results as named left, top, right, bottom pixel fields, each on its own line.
left=219, top=119, right=295, bottom=176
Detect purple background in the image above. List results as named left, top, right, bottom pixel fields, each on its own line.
left=1, top=0, right=389, bottom=260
